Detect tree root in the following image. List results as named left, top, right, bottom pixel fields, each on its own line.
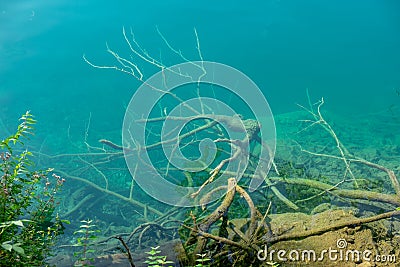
left=190, top=178, right=237, bottom=258
left=184, top=176, right=400, bottom=264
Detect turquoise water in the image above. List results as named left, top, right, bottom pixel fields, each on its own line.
left=1, top=0, right=399, bottom=130
left=1, top=0, right=400, bottom=265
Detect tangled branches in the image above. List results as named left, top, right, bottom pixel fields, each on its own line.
left=42, top=28, right=400, bottom=265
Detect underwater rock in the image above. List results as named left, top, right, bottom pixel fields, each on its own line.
left=259, top=209, right=399, bottom=267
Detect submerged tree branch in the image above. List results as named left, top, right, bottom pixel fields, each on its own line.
left=263, top=209, right=400, bottom=245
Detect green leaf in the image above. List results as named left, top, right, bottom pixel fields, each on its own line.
left=1, top=242, right=13, bottom=252
left=74, top=229, right=87, bottom=234
left=146, top=249, right=161, bottom=255
left=12, top=244, right=25, bottom=255
left=11, top=220, right=25, bottom=227
left=144, top=260, right=159, bottom=264
left=157, top=258, right=173, bottom=264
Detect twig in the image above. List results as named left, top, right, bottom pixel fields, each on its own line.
left=57, top=170, right=163, bottom=216
left=114, top=236, right=136, bottom=267
left=297, top=98, right=357, bottom=185
left=235, top=185, right=257, bottom=238
left=182, top=224, right=251, bottom=251
left=269, top=177, right=400, bottom=206
left=350, top=157, right=400, bottom=196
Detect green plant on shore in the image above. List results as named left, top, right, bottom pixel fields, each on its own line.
left=73, top=219, right=100, bottom=267
left=144, top=246, right=174, bottom=267
left=194, top=253, right=211, bottom=267
left=0, top=111, right=66, bottom=266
